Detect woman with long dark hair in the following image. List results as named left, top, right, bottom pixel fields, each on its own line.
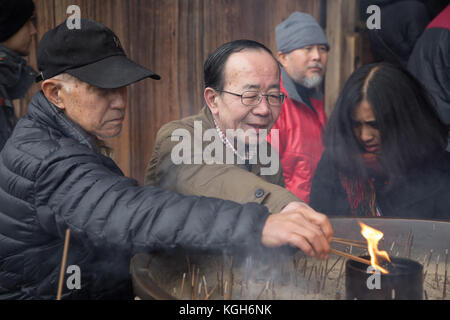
left=310, top=63, right=449, bottom=220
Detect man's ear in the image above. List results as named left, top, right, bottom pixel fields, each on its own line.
left=204, top=87, right=219, bottom=115
left=277, top=51, right=288, bottom=68
left=41, top=80, right=64, bottom=110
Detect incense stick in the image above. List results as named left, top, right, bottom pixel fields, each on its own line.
left=330, top=248, right=371, bottom=266
left=179, top=273, right=186, bottom=299
left=331, top=237, right=366, bottom=249
left=205, top=284, right=217, bottom=300
left=203, top=275, right=208, bottom=297
left=336, top=259, right=345, bottom=288
left=404, top=230, right=412, bottom=257
left=443, top=249, right=448, bottom=299
left=57, top=228, right=71, bottom=300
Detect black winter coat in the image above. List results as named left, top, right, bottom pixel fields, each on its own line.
left=0, top=91, right=270, bottom=300
left=310, top=150, right=450, bottom=221
left=408, top=5, right=450, bottom=126
left=0, top=100, right=15, bottom=152
left=0, top=44, right=36, bottom=152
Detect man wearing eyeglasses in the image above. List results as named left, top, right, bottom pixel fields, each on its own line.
left=268, top=12, right=329, bottom=204
left=145, top=40, right=332, bottom=256
left=0, top=0, right=38, bottom=151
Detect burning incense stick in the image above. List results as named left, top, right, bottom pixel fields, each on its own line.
left=57, top=228, right=71, bottom=301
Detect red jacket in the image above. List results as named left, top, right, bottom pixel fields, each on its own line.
left=269, top=70, right=327, bottom=203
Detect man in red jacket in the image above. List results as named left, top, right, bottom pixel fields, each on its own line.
left=268, top=12, right=329, bottom=203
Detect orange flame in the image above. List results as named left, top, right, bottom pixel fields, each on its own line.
left=359, top=222, right=391, bottom=274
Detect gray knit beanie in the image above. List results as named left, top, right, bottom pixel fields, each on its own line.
left=276, top=11, right=329, bottom=53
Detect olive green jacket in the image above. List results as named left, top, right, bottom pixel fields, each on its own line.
left=145, top=107, right=301, bottom=213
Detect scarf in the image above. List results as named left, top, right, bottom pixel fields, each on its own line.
left=339, top=153, right=386, bottom=217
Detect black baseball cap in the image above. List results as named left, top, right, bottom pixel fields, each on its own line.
left=36, top=18, right=160, bottom=88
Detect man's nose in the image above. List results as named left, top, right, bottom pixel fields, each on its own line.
left=252, top=96, right=271, bottom=116
left=310, top=46, right=321, bottom=61
left=110, top=87, right=128, bottom=109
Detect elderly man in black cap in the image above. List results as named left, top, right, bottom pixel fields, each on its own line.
left=268, top=12, right=329, bottom=204
left=0, top=19, right=332, bottom=299
left=0, top=0, right=38, bottom=151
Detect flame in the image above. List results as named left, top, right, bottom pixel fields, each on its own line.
left=359, top=222, right=391, bottom=274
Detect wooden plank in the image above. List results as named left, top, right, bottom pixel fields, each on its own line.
left=324, top=0, right=358, bottom=117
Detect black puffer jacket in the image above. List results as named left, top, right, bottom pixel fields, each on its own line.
left=0, top=91, right=270, bottom=300
left=0, top=96, right=15, bottom=152
left=0, top=44, right=36, bottom=151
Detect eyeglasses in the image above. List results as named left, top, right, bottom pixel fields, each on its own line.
left=217, top=90, right=286, bottom=106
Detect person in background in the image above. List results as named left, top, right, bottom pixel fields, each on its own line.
left=0, top=0, right=37, bottom=151
left=360, top=0, right=431, bottom=68
left=0, top=19, right=332, bottom=300
left=310, top=63, right=449, bottom=220
left=268, top=12, right=328, bottom=203
left=408, top=5, right=450, bottom=151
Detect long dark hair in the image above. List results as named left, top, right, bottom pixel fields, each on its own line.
left=203, top=39, right=275, bottom=91
left=324, top=62, right=448, bottom=186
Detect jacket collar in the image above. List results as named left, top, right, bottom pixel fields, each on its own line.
left=281, top=67, right=322, bottom=109
left=27, top=91, right=100, bottom=152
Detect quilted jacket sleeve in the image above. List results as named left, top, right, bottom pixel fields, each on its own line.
left=34, top=144, right=270, bottom=255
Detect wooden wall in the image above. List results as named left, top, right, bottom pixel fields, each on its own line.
left=20, top=0, right=325, bottom=184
